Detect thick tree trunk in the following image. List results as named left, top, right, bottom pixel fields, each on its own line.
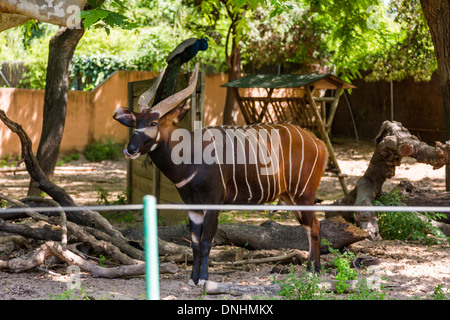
left=420, top=0, right=450, bottom=189
left=222, top=9, right=242, bottom=126
left=222, top=46, right=241, bottom=125
left=28, top=26, right=85, bottom=196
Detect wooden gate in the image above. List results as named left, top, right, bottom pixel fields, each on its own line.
left=127, top=72, right=205, bottom=224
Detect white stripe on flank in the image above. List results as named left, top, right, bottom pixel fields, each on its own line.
left=223, top=128, right=238, bottom=202
left=253, top=126, right=271, bottom=203
left=257, top=124, right=278, bottom=201
left=299, top=133, right=319, bottom=197
left=234, top=129, right=253, bottom=201
left=175, top=169, right=198, bottom=189
left=243, top=127, right=264, bottom=203
left=204, top=128, right=226, bottom=193
left=266, top=124, right=284, bottom=195
left=290, top=125, right=305, bottom=195
left=278, top=124, right=293, bottom=190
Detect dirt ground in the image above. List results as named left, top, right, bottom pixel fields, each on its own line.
left=0, top=138, right=449, bottom=300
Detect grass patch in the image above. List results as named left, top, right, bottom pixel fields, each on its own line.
left=373, top=190, right=448, bottom=244
left=83, top=139, right=123, bottom=162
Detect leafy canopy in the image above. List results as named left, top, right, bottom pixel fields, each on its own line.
left=0, top=0, right=438, bottom=90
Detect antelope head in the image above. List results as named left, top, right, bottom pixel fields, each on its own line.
left=113, top=64, right=199, bottom=159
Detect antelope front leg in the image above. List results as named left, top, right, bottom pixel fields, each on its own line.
left=198, top=210, right=219, bottom=285
left=188, top=211, right=204, bottom=286
left=303, top=212, right=321, bottom=273
left=187, top=210, right=219, bottom=286
left=293, top=209, right=321, bottom=273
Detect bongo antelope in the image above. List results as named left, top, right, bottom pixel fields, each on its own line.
left=113, top=64, right=328, bottom=285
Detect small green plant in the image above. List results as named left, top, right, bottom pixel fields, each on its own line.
left=57, top=153, right=80, bottom=166
left=276, top=265, right=327, bottom=300
left=99, top=255, right=107, bottom=267
left=95, top=185, right=127, bottom=205
left=431, top=285, right=450, bottom=300
left=48, top=286, right=91, bottom=300
left=0, top=154, right=20, bottom=167
left=347, top=278, right=386, bottom=300
left=83, top=139, right=123, bottom=162
left=218, top=211, right=235, bottom=223
left=322, top=239, right=358, bottom=294
left=373, top=190, right=447, bottom=244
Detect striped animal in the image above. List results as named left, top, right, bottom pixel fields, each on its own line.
left=113, top=65, right=328, bottom=285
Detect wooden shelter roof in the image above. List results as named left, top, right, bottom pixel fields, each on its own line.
left=221, top=73, right=355, bottom=90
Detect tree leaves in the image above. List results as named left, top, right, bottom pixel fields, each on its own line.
left=79, top=1, right=137, bottom=35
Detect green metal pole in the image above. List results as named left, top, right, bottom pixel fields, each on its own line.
left=143, top=195, right=159, bottom=300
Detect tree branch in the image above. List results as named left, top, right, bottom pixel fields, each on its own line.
left=0, top=109, right=124, bottom=240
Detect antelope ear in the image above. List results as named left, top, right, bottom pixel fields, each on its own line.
left=113, top=107, right=137, bottom=128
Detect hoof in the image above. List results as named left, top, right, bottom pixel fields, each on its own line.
left=188, top=279, right=196, bottom=286
left=188, top=279, right=207, bottom=286
left=198, top=279, right=206, bottom=286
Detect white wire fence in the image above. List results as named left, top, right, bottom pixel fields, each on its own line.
left=1, top=203, right=450, bottom=214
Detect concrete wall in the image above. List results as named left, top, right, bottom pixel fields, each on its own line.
left=0, top=70, right=162, bottom=156
left=0, top=71, right=248, bottom=157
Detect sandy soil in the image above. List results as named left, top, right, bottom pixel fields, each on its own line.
left=0, top=139, right=449, bottom=300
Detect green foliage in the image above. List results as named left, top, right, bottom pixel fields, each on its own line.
left=95, top=185, right=128, bottom=205
left=322, top=239, right=358, bottom=294
left=0, top=154, right=21, bottom=168
left=431, top=285, right=450, bottom=300
left=0, top=21, right=56, bottom=89
left=56, top=153, right=80, bottom=166
left=346, top=278, right=386, bottom=300
left=276, top=265, right=327, bottom=300
left=231, top=0, right=437, bottom=82
left=276, top=239, right=387, bottom=300
left=363, top=0, right=437, bottom=82
left=48, top=286, right=91, bottom=300
left=80, top=0, right=137, bottom=34
left=243, top=5, right=331, bottom=72
left=0, top=0, right=439, bottom=90
left=373, top=190, right=447, bottom=244
left=275, top=263, right=385, bottom=300
left=70, top=54, right=129, bottom=90
left=83, top=139, right=123, bottom=162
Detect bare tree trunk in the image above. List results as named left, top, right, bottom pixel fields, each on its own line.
left=28, top=26, right=85, bottom=196
left=420, top=0, right=450, bottom=189
left=222, top=7, right=242, bottom=125
left=327, top=121, right=450, bottom=238
left=222, top=45, right=241, bottom=125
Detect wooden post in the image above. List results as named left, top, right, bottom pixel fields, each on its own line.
left=325, top=85, right=343, bottom=134
left=257, top=88, right=274, bottom=122
left=306, top=86, right=348, bottom=195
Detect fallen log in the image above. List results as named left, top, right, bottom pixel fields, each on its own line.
left=210, top=249, right=308, bottom=266
left=204, top=280, right=280, bottom=296
left=158, top=216, right=369, bottom=252
left=396, top=180, right=450, bottom=223
left=204, top=279, right=361, bottom=296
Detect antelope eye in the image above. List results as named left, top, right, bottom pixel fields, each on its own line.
left=150, top=121, right=158, bottom=127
